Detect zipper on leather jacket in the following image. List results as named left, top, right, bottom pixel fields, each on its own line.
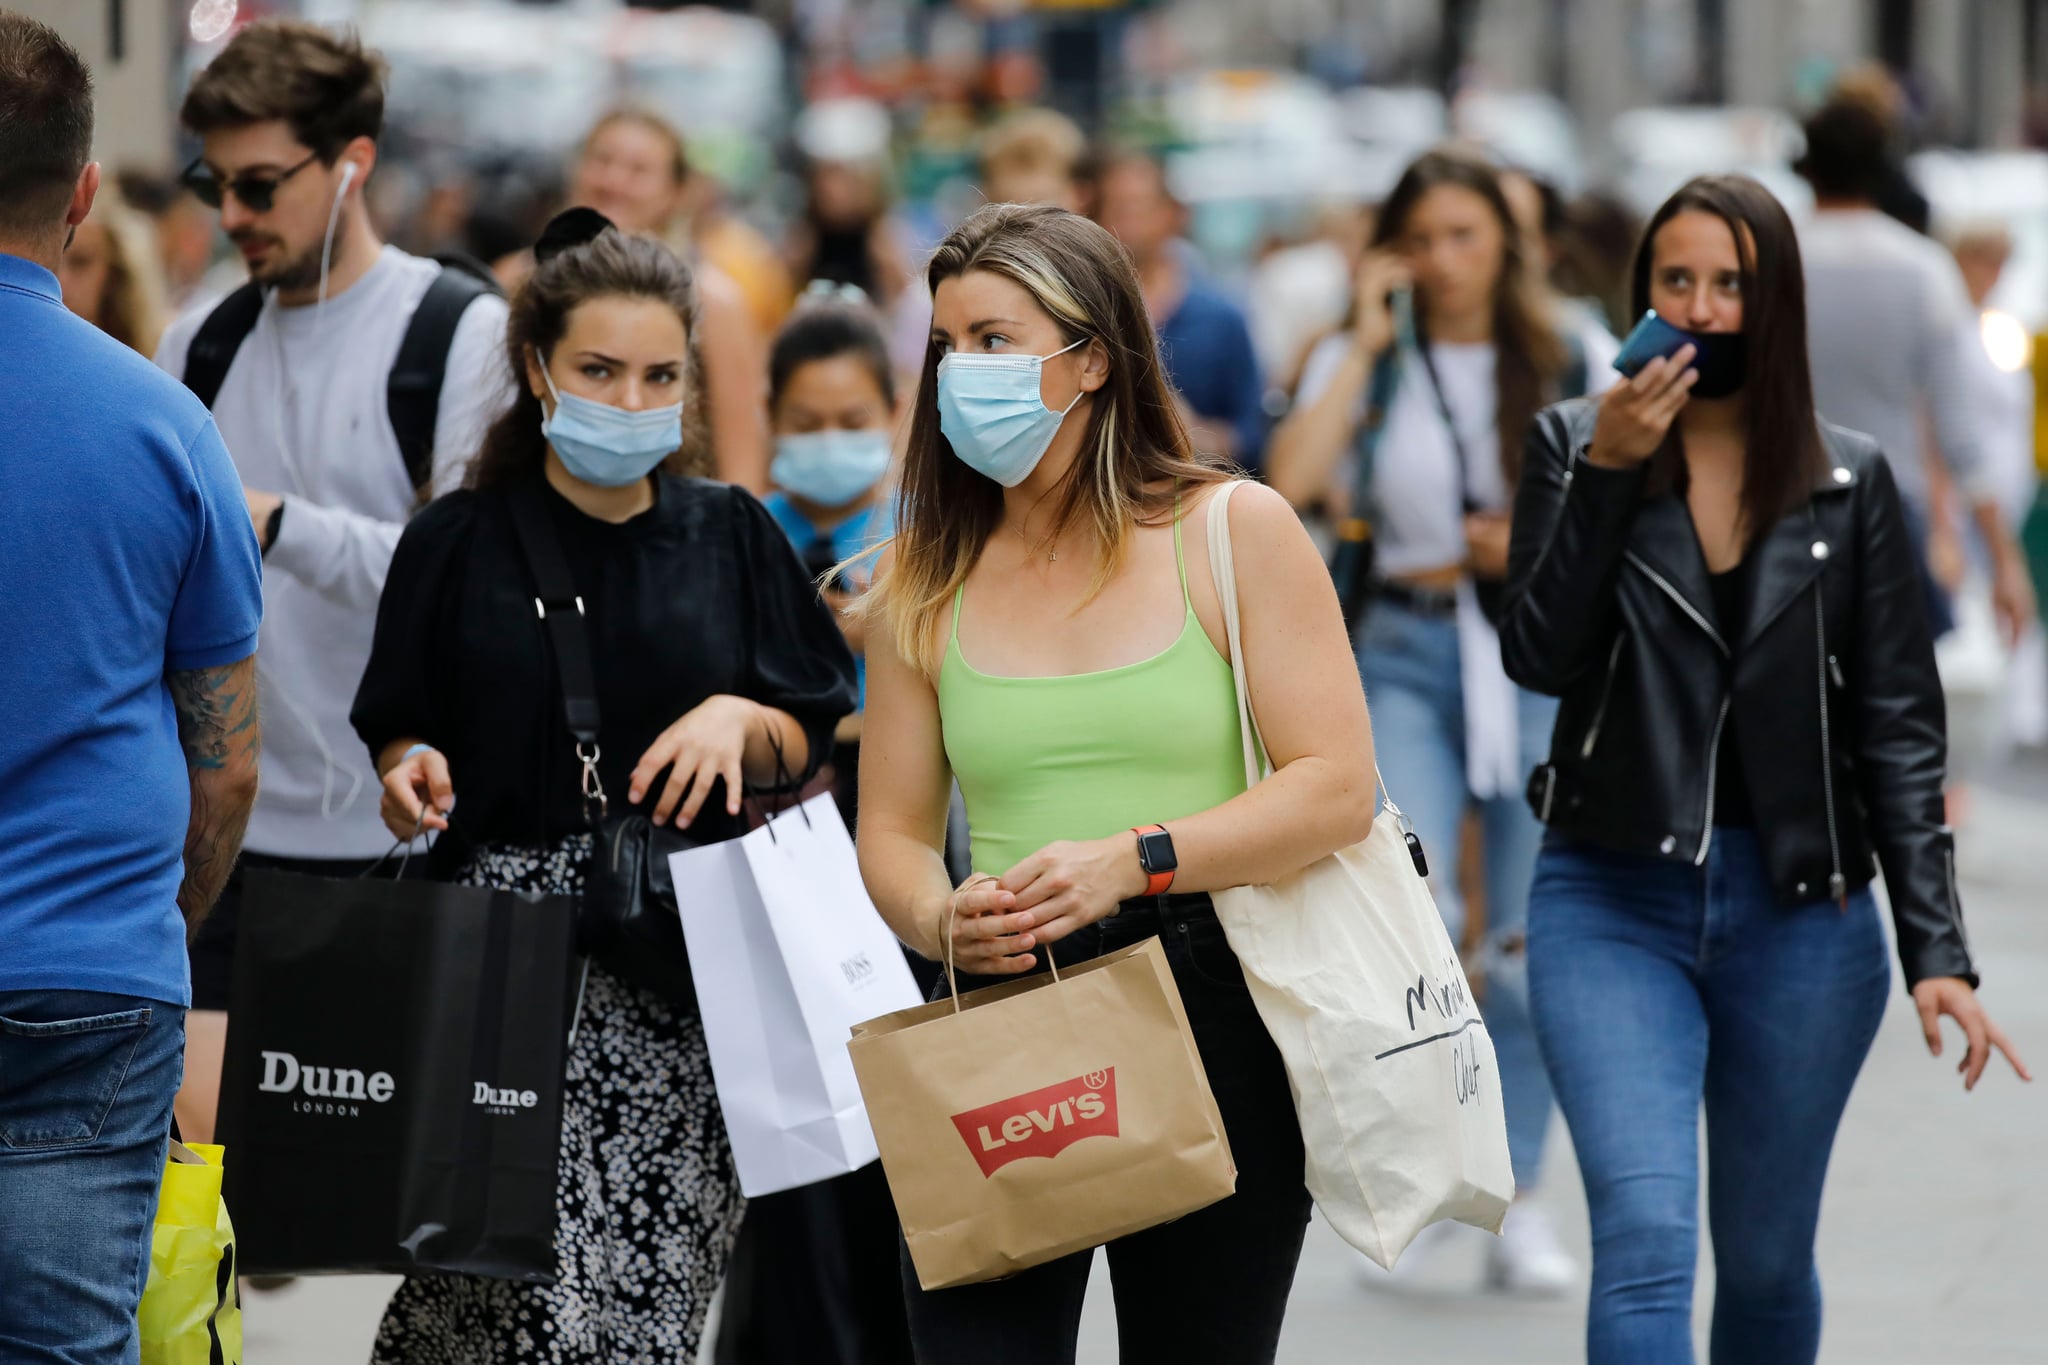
left=1814, top=588, right=1848, bottom=907
left=1695, top=695, right=1729, bottom=866
left=1580, top=634, right=1625, bottom=759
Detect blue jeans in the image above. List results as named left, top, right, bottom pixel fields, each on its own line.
left=1358, top=600, right=1559, bottom=1190
left=0, top=991, right=186, bottom=1365
left=1527, top=829, right=1891, bottom=1365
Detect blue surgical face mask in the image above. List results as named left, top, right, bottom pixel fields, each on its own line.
left=771, top=428, right=892, bottom=508
left=935, top=337, right=1088, bottom=487
left=539, top=360, right=684, bottom=489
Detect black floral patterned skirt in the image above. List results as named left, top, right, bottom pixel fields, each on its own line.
left=370, top=835, right=745, bottom=1364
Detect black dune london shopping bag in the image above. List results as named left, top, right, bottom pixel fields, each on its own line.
left=216, top=870, right=579, bottom=1282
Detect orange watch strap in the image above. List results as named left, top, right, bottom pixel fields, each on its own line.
left=1133, top=824, right=1175, bottom=896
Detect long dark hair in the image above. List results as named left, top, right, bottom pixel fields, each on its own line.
left=1629, top=175, right=1828, bottom=534
left=468, top=224, right=711, bottom=490
left=865, top=202, right=1224, bottom=674
left=1372, top=147, right=1568, bottom=488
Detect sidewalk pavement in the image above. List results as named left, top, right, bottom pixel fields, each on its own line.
left=241, top=770, right=2048, bottom=1363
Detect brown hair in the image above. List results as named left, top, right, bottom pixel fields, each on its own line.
left=867, top=202, right=1226, bottom=675
left=468, top=227, right=712, bottom=490
left=180, top=21, right=386, bottom=161
left=0, top=14, right=93, bottom=239
left=1630, top=174, right=1829, bottom=536
left=1372, top=146, right=1569, bottom=488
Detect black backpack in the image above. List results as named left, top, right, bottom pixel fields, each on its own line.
left=179, top=255, right=504, bottom=490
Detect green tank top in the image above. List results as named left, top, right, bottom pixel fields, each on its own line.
left=938, top=504, right=1248, bottom=877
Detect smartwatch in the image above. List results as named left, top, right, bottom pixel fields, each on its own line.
left=262, top=501, right=285, bottom=558
left=1132, top=824, right=1177, bottom=897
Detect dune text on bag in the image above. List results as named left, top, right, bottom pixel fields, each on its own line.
left=950, top=1068, right=1120, bottom=1177
left=257, top=1049, right=396, bottom=1116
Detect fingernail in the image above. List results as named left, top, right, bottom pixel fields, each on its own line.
left=629, top=789, right=643, bottom=803
left=677, top=817, right=691, bottom=829
left=436, top=795, right=455, bottom=812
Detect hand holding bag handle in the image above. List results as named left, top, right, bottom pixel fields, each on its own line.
left=1204, top=480, right=1429, bottom=878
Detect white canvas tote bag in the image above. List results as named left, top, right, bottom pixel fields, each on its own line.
left=1203, top=480, right=1515, bottom=1268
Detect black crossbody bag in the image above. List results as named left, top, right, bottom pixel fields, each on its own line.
left=504, top=481, right=706, bottom=1008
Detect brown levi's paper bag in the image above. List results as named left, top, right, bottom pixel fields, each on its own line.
left=848, top=936, right=1236, bottom=1290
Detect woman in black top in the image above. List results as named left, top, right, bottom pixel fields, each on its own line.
left=1499, top=176, right=2027, bottom=1364
left=352, top=210, right=857, bottom=1363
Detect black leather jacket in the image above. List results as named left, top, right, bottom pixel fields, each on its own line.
left=1500, top=398, right=1975, bottom=990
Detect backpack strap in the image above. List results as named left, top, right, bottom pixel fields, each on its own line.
left=387, top=266, right=501, bottom=491
left=178, top=282, right=265, bottom=409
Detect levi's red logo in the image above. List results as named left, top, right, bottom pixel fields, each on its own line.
left=950, top=1068, right=1119, bottom=1177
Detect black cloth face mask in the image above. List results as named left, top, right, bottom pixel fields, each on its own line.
left=1675, top=326, right=1748, bottom=400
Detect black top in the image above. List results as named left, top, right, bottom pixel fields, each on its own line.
left=352, top=474, right=859, bottom=860
left=1707, top=556, right=1755, bottom=828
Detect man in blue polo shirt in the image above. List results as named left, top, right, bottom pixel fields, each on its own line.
left=1095, top=147, right=1269, bottom=469
left=0, top=17, right=264, bottom=1361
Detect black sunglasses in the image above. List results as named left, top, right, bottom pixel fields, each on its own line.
left=179, top=152, right=320, bottom=214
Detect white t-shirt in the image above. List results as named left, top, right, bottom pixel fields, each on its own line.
left=156, top=246, right=513, bottom=859
left=1296, top=315, right=1619, bottom=575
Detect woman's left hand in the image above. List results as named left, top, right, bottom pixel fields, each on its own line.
left=630, top=695, right=763, bottom=828
left=1911, top=977, right=2032, bottom=1090
left=1464, top=512, right=1511, bottom=579
left=997, top=835, right=1152, bottom=951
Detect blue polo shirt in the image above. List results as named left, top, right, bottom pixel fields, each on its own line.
left=0, top=252, right=263, bottom=1007
left=763, top=493, right=891, bottom=704
left=1157, top=279, right=1267, bottom=470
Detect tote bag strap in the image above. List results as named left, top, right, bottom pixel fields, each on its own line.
left=1203, top=479, right=1402, bottom=819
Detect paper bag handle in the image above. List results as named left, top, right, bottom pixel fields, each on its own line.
left=940, top=882, right=1060, bottom=1015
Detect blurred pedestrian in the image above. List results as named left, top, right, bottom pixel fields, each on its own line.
left=1797, top=98, right=2036, bottom=645
left=856, top=202, right=1375, bottom=1362
left=354, top=210, right=857, bottom=1362
left=118, top=167, right=243, bottom=311
left=560, top=107, right=776, bottom=490
left=715, top=289, right=916, bottom=1365
left=1095, top=147, right=1267, bottom=467
left=786, top=98, right=913, bottom=313
left=0, top=15, right=263, bottom=1359
left=1502, top=174, right=2029, bottom=1365
left=1266, top=146, right=1615, bottom=1295
left=977, top=107, right=1091, bottom=213
left=154, top=19, right=513, bottom=1144
left=56, top=195, right=168, bottom=357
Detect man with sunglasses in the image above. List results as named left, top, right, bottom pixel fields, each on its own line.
left=153, top=20, right=511, bottom=1146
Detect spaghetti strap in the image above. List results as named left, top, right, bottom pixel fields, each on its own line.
left=1172, top=494, right=1190, bottom=607
left=952, top=581, right=965, bottom=635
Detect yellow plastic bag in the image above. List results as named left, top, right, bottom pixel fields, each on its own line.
left=138, top=1140, right=242, bottom=1365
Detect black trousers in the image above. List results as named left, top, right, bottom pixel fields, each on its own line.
left=900, top=893, right=1311, bottom=1365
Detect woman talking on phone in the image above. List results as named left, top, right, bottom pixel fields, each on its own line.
left=1265, top=146, right=1618, bottom=1291
left=856, top=202, right=1375, bottom=1363
left=1501, top=174, right=2028, bottom=1364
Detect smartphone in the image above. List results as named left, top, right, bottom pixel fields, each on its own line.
left=1390, top=284, right=1417, bottom=349
left=1612, top=310, right=1695, bottom=378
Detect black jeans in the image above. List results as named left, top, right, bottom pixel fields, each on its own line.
left=901, top=893, right=1311, bottom=1365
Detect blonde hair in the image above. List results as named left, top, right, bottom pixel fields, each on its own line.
left=864, top=203, right=1225, bottom=676
left=979, top=108, right=1086, bottom=187
left=84, top=199, right=168, bottom=357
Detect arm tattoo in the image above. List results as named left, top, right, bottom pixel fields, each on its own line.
left=169, top=657, right=262, bottom=931
left=169, top=661, right=260, bottom=771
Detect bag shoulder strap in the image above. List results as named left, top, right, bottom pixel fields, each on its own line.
left=503, top=480, right=602, bottom=750
left=1347, top=352, right=1403, bottom=521
left=179, top=282, right=266, bottom=409
left=1206, top=479, right=1397, bottom=813
left=388, top=266, right=500, bottom=491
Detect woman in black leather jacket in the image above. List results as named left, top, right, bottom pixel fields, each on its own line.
left=1499, top=174, right=2028, bottom=1365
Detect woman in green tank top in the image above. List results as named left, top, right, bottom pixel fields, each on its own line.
left=855, top=203, right=1377, bottom=1363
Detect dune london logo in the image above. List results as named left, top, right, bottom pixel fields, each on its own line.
left=258, top=1050, right=395, bottom=1117
left=950, top=1068, right=1119, bottom=1177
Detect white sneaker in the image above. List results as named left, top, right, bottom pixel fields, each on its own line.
left=1484, top=1203, right=1577, bottom=1296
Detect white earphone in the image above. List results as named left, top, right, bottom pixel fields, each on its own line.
left=337, top=161, right=358, bottom=195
